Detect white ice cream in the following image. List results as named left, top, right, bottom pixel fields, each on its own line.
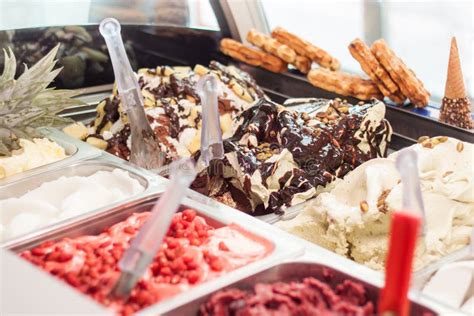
left=0, top=169, right=144, bottom=241
left=277, top=137, right=474, bottom=271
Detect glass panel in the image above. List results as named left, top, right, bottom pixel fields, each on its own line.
left=261, top=0, right=364, bottom=73
left=383, top=1, right=473, bottom=101
left=0, top=0, right=219, bottom=30
left=261, top=0, right=473, bottom=101
left=0, top=0, right=219, bottom=89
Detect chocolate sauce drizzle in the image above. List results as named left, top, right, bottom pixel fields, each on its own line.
left=192, top=99, right=392, bottom=215
left=91, top=62, right=264, bottom=162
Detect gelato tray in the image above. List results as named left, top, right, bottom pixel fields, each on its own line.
left=8, top=194, right=304, bottom=315
left=0, top=156, right=161, bottom=246
left=164, top=262, right=455, bottom=315
left=0, top=127, right=102, bottom=184
left=417, top=247, right=473, bottom=313
left=275, top=137, right=473, bottom=276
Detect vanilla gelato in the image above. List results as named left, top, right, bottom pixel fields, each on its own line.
left=0, top=138, right=67, bottom=180
left=0, top=169, right=144, bottom=241
left=277, top=137, right=473, bottom=271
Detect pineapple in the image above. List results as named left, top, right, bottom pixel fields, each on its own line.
left=0, top=44, right=83, bottom=156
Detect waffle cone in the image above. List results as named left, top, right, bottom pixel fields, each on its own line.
left=444, top=37, right=466, bottom=99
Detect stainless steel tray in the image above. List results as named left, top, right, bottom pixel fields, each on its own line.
left=0, top=127, right=102, bottom=185
left=272, top=204, right=472, bottom=292
left=0, top=156, right=164, bottom=248
left=164, top=261, right=458, bottom=316
left=7, top=194, right=304, bottom=314
left=255, top=201, right=308, bottom=224
left=412, top=246, right=470, bottom=291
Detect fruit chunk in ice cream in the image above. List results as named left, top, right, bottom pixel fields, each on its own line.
left=277, top=137, right=473, bottom=271
left=66, top=61, right=265, bottom=163
left=199, top=277, right=374, bottom=315
left=192, top=98, right=392, bottom=215
left=20, top=209, right=272, bottom=315
left=0, top=138, right=67, bottom=180
left=1, top=169, right=144, bottom=241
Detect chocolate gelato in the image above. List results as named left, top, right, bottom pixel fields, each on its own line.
left=192, top=98, right=392, bottom=215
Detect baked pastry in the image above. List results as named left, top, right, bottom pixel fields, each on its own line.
left=371, top=39, right=430, bottom=107
left=307, top=68, right=383, bottom=100
left=349, top=38, right=406, bottom=105
left=439, top=37, right=472, bottom=129
left=220, top=38, right=287, bottom=73
left=272, top=27, right=339, bottom=71
left=247, top=29, right=311, bottom=73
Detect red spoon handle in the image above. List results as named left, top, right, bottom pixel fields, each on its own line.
left=379, top=211, right=421, bottom=316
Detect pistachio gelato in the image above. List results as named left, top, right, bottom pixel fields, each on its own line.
left=277, top=137, right=473, bottom=271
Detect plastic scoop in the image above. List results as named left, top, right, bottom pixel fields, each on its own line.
left=196, top=74, right=224, bottom=167
left=378, top=149, right=423, bottom=316
left=99, top=18, right=164, bottom=169
left=379, top=210, right=420, bottom=316
left=470, top=227, right=474, bottom=256
left=110, top=158, right=197, bottom=298
left=395, top=148, right=426, bottom=235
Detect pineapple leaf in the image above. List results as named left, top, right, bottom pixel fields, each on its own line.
left=0, top=48, right=16, bottom=84
left=28, top=115, right=74, bottom=128
left=0, top=80, right=15, bottom=105
left=0, top=44, right=85, bottom=156
left=0, top=141, right=10, bottom=156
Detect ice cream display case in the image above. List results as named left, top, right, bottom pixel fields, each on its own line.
left=1, top=0, right=473, bottom=315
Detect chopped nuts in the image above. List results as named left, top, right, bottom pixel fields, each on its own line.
left=443, top=171, right=453, bottom=177
left=359, top=201, right=369, bottom=213
left=422, top=141, right=433, bottom=149
left=419, top=136, right=447, bottom=150
left=437, top=136, right=448, bottom=143
left=377, top=189, right=391, bottom=213
left=301, top=112, right=310, bottom=122
left=417, top=136, right=429, bottom=143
